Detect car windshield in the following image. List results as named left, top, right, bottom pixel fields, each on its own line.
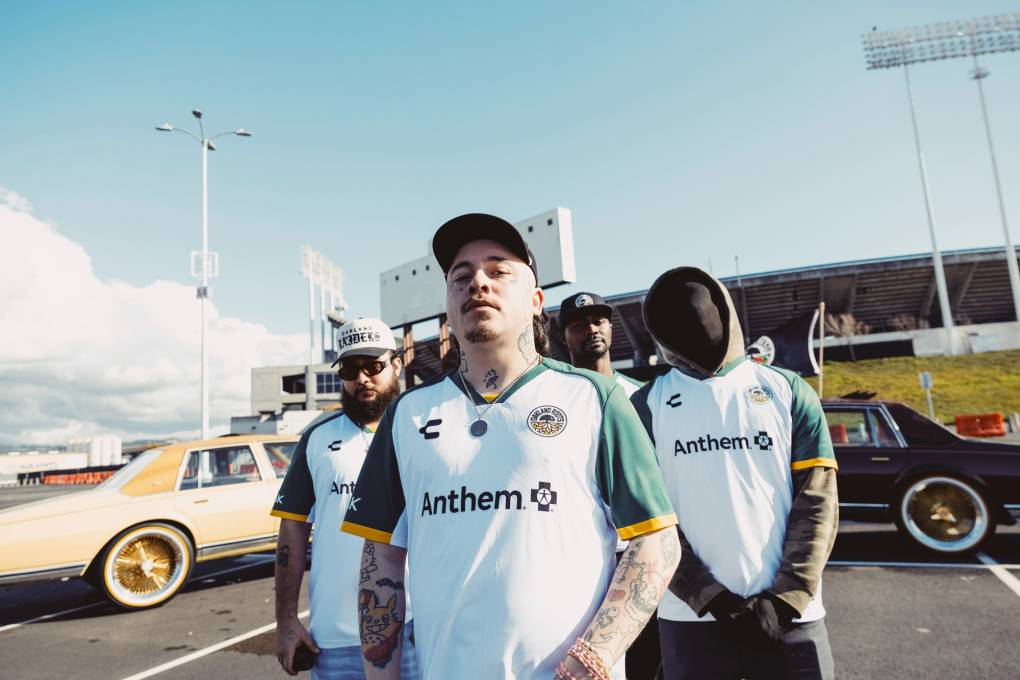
left=885, top=402, right=960, bottom=447
left=264, top=441, right=298, bottom=478
left=99, top=449, right=162, bottom=491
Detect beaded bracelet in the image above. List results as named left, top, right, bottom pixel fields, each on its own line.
left=567, top=638, right=610, bottom=680
left=554, top=664, right=581, bottom=680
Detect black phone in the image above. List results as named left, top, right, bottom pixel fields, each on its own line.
left=293, top=643, right=318, bottom=672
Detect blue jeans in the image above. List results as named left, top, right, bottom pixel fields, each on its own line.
left=312, top=620, right=419, bottom=680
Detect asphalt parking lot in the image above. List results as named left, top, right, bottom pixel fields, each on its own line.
left=2, top=490, right=1019, bottom=679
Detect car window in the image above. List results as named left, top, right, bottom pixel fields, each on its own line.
left=100, top=449, right=161, bottom=491
left=869, top=410, right=901, bottom=447
left=263, top=441, right=298, bottom=479
left=824, top=410, right=874, bottom=446
left=179, top=445, right=261, bottom=490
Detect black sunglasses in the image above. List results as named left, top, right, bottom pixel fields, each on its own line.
left=338, top=356, right=393, bottom=381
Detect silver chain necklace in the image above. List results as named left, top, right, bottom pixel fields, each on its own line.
left=459, top=356, right=540, bottom=437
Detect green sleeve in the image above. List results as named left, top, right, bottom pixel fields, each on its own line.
left=341, top=405, right=406, bottom=544
left=271, top=427, right=316, bottom=521
left=787, top=373, right=837, bottom=470
left=597, top=384, right=677, bottom=539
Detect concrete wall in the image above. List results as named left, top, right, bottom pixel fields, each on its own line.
left=816, top=321, right=1020, bottom=357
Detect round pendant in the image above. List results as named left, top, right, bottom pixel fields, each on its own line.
left=470, top=420, right=488, bottom=437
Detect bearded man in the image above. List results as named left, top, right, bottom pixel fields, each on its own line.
left=273, top=318, right=418, bottom=679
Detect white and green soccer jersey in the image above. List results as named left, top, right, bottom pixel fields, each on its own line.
left=632, top=357, right=837, bottom=624
left=271, top=411, right=407, bottom=648
left=342, top=357, right=676, bottom=680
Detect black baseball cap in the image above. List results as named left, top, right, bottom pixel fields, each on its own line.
left=558, top=292, right=614, bottom=329
left=432, top=213, right=538, bottom=282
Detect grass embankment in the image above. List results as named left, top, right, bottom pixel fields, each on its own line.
left=804, top=349, right=1020, bottom=423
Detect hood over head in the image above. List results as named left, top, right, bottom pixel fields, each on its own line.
left=642, top=266, right=746, bottom=376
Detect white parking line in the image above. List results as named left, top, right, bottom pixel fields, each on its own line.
left=0, top=557, right=276, bottom=635
left=976, top=552, right=1020, bottom=599
left=0, top=601, right=104, bottom=634
left=119, top=610, right=309, bottom=680
left=829, top=560, right=1020, bottom=569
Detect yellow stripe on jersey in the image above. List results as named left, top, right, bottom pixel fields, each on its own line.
left=271, top=509, right=309, bottom=522
left=617, top=513, right=679, bottom=540
left=791, top=457, right=839, bottom=471
left=340, top=520, right=394, bottom=544
left=482, top=393, right=498, bottom=403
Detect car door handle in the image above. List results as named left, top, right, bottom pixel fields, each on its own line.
left=870, top=456, right=891, bottom=463
left=193, top=498, right=209, bottom=504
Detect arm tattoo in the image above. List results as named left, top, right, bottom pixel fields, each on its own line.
left=359, top=589, right=404, bottom=668
left=376, top=578, right=404, bottom=590
left=359, top=541, right=378, bottom=584
left=276, top=545, right=290, bottom=567
left=484, top=369, right=499, bottom=390
left=584, top=532, right=677, bottom=662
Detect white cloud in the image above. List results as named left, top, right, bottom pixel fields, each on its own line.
left=0, top=188, right=306, bottom=445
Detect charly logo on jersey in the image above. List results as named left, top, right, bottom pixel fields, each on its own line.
left=575, top=293, right=594, bottom=307
left=527, top=405, right=567, bottom=437
left=421, top=481, right=559, bottom=516
left=745, top=384, right=774, bottom=405
left=674, top=429, right=775, bottom=455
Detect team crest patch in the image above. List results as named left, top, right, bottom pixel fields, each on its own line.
left=745, top=385, right=774, bottom=405
left=575, top=294, right=594, bottom=307
left=527, top=405, right=567, bottom=437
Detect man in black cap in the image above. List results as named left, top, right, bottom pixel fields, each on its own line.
left=559, top=292, right=643, bottom=398
left=343, top=213, right=680, bottom=680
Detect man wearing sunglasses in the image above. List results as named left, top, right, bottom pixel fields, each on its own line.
left=343, top=213, right=679, bottom=680
left=273, top=318, right=418, bottom=679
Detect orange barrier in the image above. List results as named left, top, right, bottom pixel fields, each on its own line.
left=955, top=413, right=1006, bottom=438
left=41, top=470, right=117, bottom=485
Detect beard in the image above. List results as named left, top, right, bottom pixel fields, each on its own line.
left=464, top=325, right=499, bottom=344
left=341, top=377, right=400, bottom=424
left=573, top=335, right=609, bottom=363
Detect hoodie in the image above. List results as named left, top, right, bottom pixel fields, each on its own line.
left=635, top=266, right=838, bottom=618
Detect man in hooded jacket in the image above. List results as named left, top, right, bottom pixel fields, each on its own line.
left=631, top=267, right=838, bottom=680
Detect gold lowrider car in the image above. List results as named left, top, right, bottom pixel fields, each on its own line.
left=0, top=434, right=298, bottom=610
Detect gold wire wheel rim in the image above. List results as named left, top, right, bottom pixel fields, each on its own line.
left=902, top=476, right=989, bottom=552
left=909, top=484, right=977, bottom=543
left=114, top=535, right=179, bottom=595
left=105, top=528, right=188, bottom=606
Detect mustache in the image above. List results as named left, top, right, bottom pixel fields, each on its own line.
left=461, top=298, right=499, bottom=315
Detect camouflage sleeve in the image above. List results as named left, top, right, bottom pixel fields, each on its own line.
left=767, top=466, right=839, bottom=615
left=667, top=524, right=729, bottom=616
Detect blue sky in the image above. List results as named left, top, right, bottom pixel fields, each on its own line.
left=5, top=0, right=1020, bottom=339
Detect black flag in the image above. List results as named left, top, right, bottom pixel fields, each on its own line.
left=746, top=310, right=820, bottom=376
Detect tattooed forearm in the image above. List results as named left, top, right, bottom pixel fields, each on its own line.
left=276, top=545, right=290, bottom=567
left=358, top=541, right=407, bottom=679
left=580, top=528, right=680, bottom=665
left=359, top=589, right=404, bottom=669
left=359, top=541, right=377, bottom=584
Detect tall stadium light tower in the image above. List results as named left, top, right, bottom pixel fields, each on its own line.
left=864, top=13, right=1020, bottom=347
left=157, top=111, right=253, bottom=439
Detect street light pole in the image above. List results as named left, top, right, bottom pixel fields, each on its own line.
left=899, top=49, right=957, bottom=355
left=156, top=112, right=252, bottom=439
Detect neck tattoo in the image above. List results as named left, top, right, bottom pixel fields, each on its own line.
left=459, top=356, right=540, bottom=437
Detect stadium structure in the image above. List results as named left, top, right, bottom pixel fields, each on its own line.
left=245, top=244, right=1020, bottom=421
left=399, top=245, right=1020, bottom=382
